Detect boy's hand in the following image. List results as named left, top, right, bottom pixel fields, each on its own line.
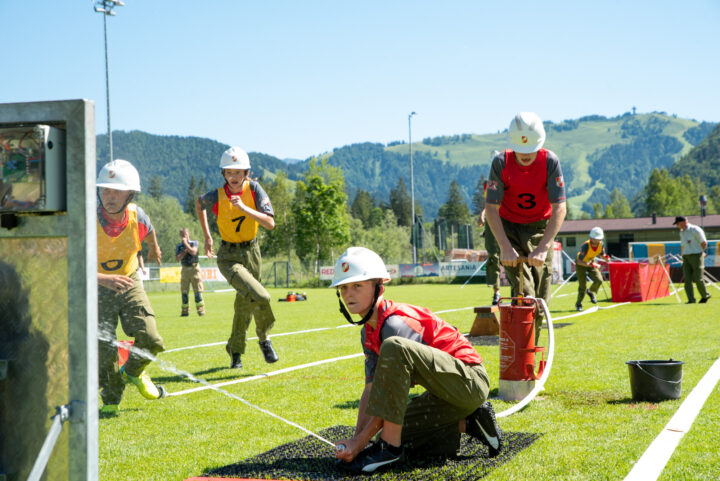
left=335, top=437, right=363, bottom=462
left=149, top=245, right=162, bottom=266
left=500, top=247, right=520, bottom=267
left=204, top=238, right=215, bottom=258
left=98, top=273, right=134, bottom=294
left=230, top=195, right=249, bottom=212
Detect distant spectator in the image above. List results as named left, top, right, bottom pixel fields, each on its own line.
left=673, top=216, right=711, bottom=304
left=175, top=227, right=205, bottom=317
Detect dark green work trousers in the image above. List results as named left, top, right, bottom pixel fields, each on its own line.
left=499, top=218, right=553, bottom=344
left=365, top=336, right=490, bottom=456
left=98, top=272, right=165, bottom=405
left=484, top=226, right=501, bottom=290
left=682, top=253, right=708, bottom=302
left=217, top=241, right=276, bottom=355
left=576, top=264, right=603, bottom=304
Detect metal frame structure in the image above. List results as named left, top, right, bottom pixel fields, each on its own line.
left=0, top=99, right=97, bottom=480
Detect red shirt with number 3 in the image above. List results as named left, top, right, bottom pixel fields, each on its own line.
left=485, top=149, right=566, bottom=224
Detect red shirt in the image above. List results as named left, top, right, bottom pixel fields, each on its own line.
left=486, top=149, right=566, bottom=224
left=362, top=300, right=483, bottom=382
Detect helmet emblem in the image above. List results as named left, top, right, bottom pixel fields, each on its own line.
left=232, top=155, right=237, bottom=162
left=108, top=170, right=116, bottom=178
left=521, top=136, right=528, bottom=144
left=341, top=262, right=350, bottom=272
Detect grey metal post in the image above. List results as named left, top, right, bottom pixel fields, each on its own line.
left=0, top=99, right=98, bottom=481
left=94, top=0, right=125, bottom=161
left=408, top=111, right=416, bottom=264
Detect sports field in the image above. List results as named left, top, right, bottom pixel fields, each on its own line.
left=99, top=281, right=720, bottom=480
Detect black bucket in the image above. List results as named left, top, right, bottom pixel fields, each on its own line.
left=626, top=359, right=684, bottom=402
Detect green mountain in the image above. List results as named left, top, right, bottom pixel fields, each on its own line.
left=98, top=112, right=716, bottom=219
left=669, top=122, right=720, bottom=185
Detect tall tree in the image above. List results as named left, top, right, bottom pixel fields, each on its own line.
left=292, top=159, right=350, bottom=273
left=471, top=176, right=487, bottom=216
left=605, top=188, right=632, bottom=218
left=185, top=175, right=197, bottom=217
left=262, top=171, right=294, bottom=259
left=389, top=177, right=412, bottom=226
left=437, top=179, right=471, bottom=228
left=644, top=168, right=698, bottom=216
left=350, top=190, right=374, bottom=228
left=148, top=175, right=164, bottom=200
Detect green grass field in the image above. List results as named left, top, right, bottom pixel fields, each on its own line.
left=100, top=281, right=720, bottom=480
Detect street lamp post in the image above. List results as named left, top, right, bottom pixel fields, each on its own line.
left=93, top=0, right=125, bottom=162
left=408, top=111, right=417, bottom=264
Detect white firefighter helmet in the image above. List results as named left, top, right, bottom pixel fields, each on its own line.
left=219, top=146, right=251, bottom=170
left=508, top=112, right=546, bottom=154
left=330, top=247, right=391, bottom=288
left=96, top=159, right=141, bottom=192
left=589, top=226, right=604, bottom=240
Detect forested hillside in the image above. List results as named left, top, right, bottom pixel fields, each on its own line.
left=97, top=112, right=717, bottom=219
left=669, top=122, right=720, bottom=185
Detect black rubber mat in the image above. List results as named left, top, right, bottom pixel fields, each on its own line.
left=204, top=425, right=541, bottom=480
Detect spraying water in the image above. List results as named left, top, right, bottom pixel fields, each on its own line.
left=99, top=335, right=336, bottom=447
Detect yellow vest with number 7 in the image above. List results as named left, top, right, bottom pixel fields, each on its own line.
left=217, top=183, right=259, bottom=243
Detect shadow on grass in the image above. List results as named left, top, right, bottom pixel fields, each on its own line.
left=153, top=366, right=261, bottom=384
left=333, top=400, right=360, bottom=410
left=200, top=426, right=542, bottom=480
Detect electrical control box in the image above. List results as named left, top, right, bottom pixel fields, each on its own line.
left=0, top=124, right=66, bottom=212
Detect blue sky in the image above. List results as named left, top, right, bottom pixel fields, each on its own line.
left=1, top=1, right=718, bottom=160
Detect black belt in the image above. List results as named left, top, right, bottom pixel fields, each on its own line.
left=221, top=238, right=257, bottom=248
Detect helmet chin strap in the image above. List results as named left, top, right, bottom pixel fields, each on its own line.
left=337, top=283, right=383, bottom=326
left=97, top=189, right=135, bottom=215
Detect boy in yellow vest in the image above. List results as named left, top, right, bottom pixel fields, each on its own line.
left=196, top=147, right=279, bottom=369
left=575, top=226, right=610, bottom=311
left=96, top=159, right=166, bottom=415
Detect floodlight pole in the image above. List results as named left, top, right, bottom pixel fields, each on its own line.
left=409, top=111, right=417, bottom=264
left=94, top=0, right=124, bottom=161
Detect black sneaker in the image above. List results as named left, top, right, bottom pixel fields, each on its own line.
left=492, top=291, right=501, bottom=306
left=587, top=290, right=597, bottom=304
left=576, top=303, right=583, bottom=312
left=466, top=401, right=503, bottom=457
left=339, top=439, right=403, bottom=473
left=686, top=299, right=696, bottom=304
left=259, top=340, right=279, bottom=363
left=699, top=295, right=711, bottom=304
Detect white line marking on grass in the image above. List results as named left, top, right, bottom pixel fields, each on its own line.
left=436, top=306, right=474, bottom=314
left=163, top=325, right=354, bottom=353
left=624, top=356, right=720, bottom=481
left=167, top=353, right=364, bottom=397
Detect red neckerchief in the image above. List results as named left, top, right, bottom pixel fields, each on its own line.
left=100, top=208, right=128, bottom=237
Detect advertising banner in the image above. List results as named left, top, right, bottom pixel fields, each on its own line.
left=438, top=261, right=484, bottom=277
left=399, top=263, right=440, bottom=278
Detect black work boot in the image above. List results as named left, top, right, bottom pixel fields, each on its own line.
left=259, top=340, right=279, bottom=363
left=226, top=345, right=242, bottom=369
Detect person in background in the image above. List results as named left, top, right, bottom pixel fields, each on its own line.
left=478, top=171, right=501, bottom=305
left=673, top=215, right=711, bottom=304
left=575, top=226, right=610, bottom=311
left=175, top=227, right=205, bottom=317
